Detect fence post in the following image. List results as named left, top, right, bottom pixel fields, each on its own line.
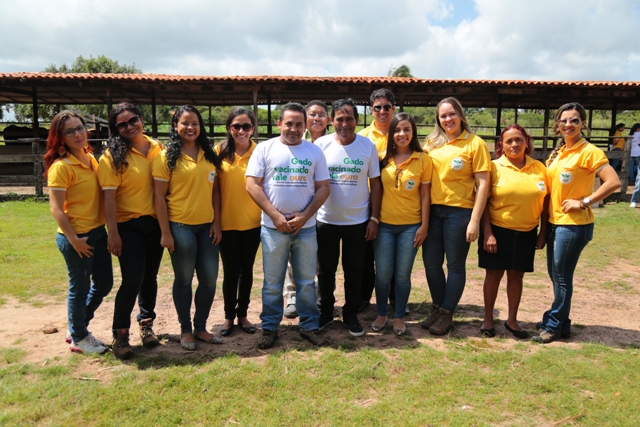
left=32, top=141, right=44, bottom=197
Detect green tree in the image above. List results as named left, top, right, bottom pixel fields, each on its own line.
left=388, top=64, right=413, bottom=78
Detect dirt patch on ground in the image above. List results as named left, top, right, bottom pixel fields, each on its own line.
left=2, top=251, right=639, bottom=368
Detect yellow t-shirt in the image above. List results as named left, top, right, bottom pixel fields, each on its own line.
left=612, top=131, right=625, bottom=150
left=379, top=150, right=432, bottom=225
left=358, top=121, right=389, bottom=155
left=47, top=153, right=105, bottom=234
left=152, top=147, right=217, bottom=225
left=98, top=135, right=162, bottom=223
left=428, top=131, right=491, bottom=208
left=488, top=155, right=548, bottom=232
left=214, top=142, right=261, bottom=231
left=547, top=139, right=609, bottom=225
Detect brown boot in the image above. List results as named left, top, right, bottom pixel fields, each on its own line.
left=112, top=329, right=134, bottom=360
left=429, top=308, right=453, bottom=336
left=420, top=304, right=440, bottom=330
left=139, top=318, right=160, bottom=348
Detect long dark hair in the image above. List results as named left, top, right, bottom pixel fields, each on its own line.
left=165, top=105, right=221, bottom=173
left=380, top=113, right=422, bottom=169
left=494, top=124, right=533, bottom=159
left=43, top=110, right=90, bottom=179
left=218, top=106, right=257, bottom=164
left=106, top=103, right=143, bottom=174
left=547, top=102, right=589, bottom=166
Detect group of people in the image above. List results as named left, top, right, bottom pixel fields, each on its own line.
left=44, top=89, right=621, bottom=357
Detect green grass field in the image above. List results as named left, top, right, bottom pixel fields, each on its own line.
left=1, top=200, right=640, bottom=426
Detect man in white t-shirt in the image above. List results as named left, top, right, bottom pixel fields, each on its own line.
left=315, top=98, right=382, bottom=336
left=246, top=102, right=330, bottom=349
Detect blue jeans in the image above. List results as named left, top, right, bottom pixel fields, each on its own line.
left=422, top=205, right=473, bottom=312
left=629, top=156, right=640, bottom=181
left=56, top=226, right=113, bottom=343
left=540, top=224, right=593, bottom=335
left=260, top=226, right=319, bottom=332
left=169, top=222, right=219, bottom=334
left=632, top=172, right=640, bottom=203
left=373, top=223, right=419, bottom=319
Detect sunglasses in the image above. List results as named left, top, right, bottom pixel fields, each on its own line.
left=556, top=118, right=582, bottom=127
left=62, top=125, right=87, bottom=137
left=373, top=104, right=393, bottom=112
left=230, top=123, right=253, bottom=132
left=115, top=115, right=141, bottom=131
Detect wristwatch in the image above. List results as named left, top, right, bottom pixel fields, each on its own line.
left=580, top=197, right=591, bottom=209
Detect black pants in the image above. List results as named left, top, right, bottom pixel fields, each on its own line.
left=112, top=216, right=164, bottom=332
left=317, top=221, right=367, bottom=319
left=219, top=227, right=261, bottom=320
left=361, top=240, right=396, bottom=304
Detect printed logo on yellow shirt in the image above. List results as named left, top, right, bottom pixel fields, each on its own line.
left=537, top=180, right=546, bottom=192
left=451, top=157, right=464, bottom=170
left=405, top=179, right=416, bottom=191
left=208, top=170, right=216, bottom=183
left=560, top=171, right=573, bottom=185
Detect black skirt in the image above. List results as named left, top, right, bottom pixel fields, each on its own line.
left=478, top=224, right=538, bottom=272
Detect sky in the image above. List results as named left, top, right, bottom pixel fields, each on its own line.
left=1, top=0, right=640, bottom=81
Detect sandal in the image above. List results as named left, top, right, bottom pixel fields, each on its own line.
left=371, top=319, right=387, bottom=332
left=195, top=330, right=223, bottom=344
left=180, top=333, right=196, bottom=351
left=393, top=324, right=407, bottom=336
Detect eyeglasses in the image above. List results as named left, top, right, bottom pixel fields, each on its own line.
left=556, top=118, right=582, bottom=127
left=308, top=113, right=327, bottom=120
left=373, top=104, right=393, bottom=112
left=230, top=123, right=253, bottom=132
left=62, top=125, right=87, bottom=137
left=115, top=115, right=141, bottom=131
left=395, top=168, right=403, bottom=189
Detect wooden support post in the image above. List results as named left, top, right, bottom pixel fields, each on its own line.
left=252, top=89, right=259, bottom=140
left=107, top=88, right=113, bottom=138
left=495, top=99, right=502, bottom=136
left=31, top=87, right=39, bottom=138
left=542, top=103, right=550, bottom=153
left=588, top=109, right=593, bottom=130
left=398, top=94, right=404, bottom=113
left=611, top=101, right=617, bottom=133
left=267, top=93, right=272, bottom=138
left=32, top=141, right=43, bottom=197
left=151, top=90, right=158, bottom=139
left=514, top=108, right=518, bottom=124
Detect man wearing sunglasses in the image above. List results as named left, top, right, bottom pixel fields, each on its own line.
left=283, top=100, right=329, bottom=319
left=358, top=89, right=400, bottom=312
left=314, top=98, right=381, bottom=337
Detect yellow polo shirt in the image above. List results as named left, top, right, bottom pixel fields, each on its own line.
left=379, top=150, right=432, bottom=225
left=98, top=135, right=162, bottom=223
left=48, top=153, right=105, bottom=234
left=214, top=142, right=261, bottom=231
left=358, top=121, right=389, bottom=155
left=547, top=139, right=608, bottom=225
left=428, top=131, right=491, bottom=208
left=488, top=155, right=548, bottom=232
left=612, top=131, right=625, bottom=150
left=152, top=148, right=217, bottom=225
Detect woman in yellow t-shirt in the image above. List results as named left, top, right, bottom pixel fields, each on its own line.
left=44, top=111, right=113, bottom=354
left=371, top=113, right=431, bottom=336
left=478, top=124, right=549, bottom=339
left=152, top=105, right=223, bottom=351
left=609, top=123, right=625, bottom=171
left=532, top=103, right=620, bottom=343
left=215, top=107, right=262, bottom=337
left=98, top=103, right=164, bottom=359
left=421, top=97, right=491, bottom=336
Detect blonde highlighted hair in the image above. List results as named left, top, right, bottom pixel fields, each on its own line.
left=424, top=97, right=472, bottom=152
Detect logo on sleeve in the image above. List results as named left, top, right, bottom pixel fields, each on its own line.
left=559, top=171, right=573, bottom=185
left=451, top=157, right=464, bottom=170
left=405, top=179, right=417, bottom=191
left=208, top=170, right=216, bottom=183
left=537, top=181, right=546, bottom=192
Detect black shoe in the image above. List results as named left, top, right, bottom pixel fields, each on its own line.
left=343, top=316, right=364, bottom=337
left=220, top=322, right=235, bottom=337
left=480, top=327, right=496, bottom=338
left=504, top=321, right=528, bottom=339
left=319, top=313, right=335, bottom=331
left=300, top=329, right=329, bottom=347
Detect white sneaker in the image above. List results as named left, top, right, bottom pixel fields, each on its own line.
left=630, top=202, right=637, bottom=208
left=70, top=335, right=107, bottom=354
left=66, top=331, right=104, bottom=346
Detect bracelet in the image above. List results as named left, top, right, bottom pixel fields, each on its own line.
left=369, top=216, right=379, bottom=224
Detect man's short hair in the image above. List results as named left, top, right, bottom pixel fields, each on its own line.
left=305, top=100, right=328, bottom=113
left=370, top=88, right=395, bottom=105
left=331, top=98, right=359, bottom=122
left=280, top=102, right=307, bottom=122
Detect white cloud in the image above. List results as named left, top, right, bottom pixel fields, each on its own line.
left=1, top=0, right=639, bottom=80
